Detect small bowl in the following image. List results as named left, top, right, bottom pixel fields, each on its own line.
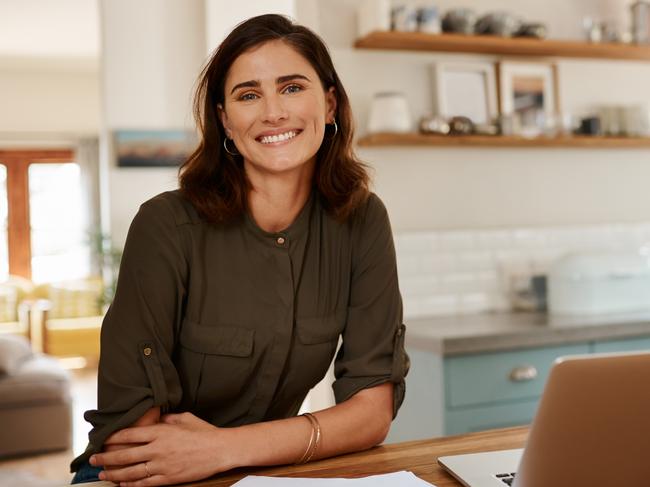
left=475, top=12, right=521, bottom=37
left=442, top=9, right=477, bottom=35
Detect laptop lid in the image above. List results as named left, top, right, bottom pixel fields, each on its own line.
left=514, top=351, right=650, bottom=487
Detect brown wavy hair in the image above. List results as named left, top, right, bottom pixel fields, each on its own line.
left=179, top=14, right=369, bottom=224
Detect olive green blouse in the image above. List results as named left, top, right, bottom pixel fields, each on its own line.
left=71, top=189, right=408, bottom=471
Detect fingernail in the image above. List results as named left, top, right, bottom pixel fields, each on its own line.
left=98, top=472, right=105, bottom=480
left=89, top=455, right=96, bottom=466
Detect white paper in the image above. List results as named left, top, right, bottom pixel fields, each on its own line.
left=232, top=471, right=436, bottom=486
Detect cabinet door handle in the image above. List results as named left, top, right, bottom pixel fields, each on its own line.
left=509, top=365, right=538, bottom=382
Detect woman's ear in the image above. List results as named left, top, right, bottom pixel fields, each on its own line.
left=217, top=103, right=231, bottom=138
left=325, top=87, right=337, bottom=123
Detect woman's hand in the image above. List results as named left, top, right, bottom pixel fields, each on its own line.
left=90, top=412, right=236, bottom=486
left=103, top=407, right=161, bottom=458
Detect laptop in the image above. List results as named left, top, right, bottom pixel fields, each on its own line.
left=438, top=351, right=650, bottom=487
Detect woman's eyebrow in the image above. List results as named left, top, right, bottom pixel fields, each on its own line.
left=276, top=73, right=310, bottom=84
left=230, top=80, right=259, bottom=94
left=230, top=74, right=311, bottom=95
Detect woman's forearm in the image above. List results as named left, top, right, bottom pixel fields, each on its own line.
left=227, top=383, right=394, bottom=469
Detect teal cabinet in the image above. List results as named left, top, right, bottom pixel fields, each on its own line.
left=443, top=344, right=589, bottom=435
left=445, top=344, right=589, bottom=408
left=592, top=336, right=650, bottom=354
left=445, top=399, right=540, bottom=435
left=387, top=334, right=650, bottom=443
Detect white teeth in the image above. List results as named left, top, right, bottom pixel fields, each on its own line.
left=259, top=131, right=297, bottom=144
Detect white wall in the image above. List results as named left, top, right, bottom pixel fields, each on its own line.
left=311, top=0, right=650, bottom=231
left=99, top=0, right=207, bottom=246
left=205, top=0, right=296, bottom=52
left=0, top=0, right=99, bottom=58
left=0, top=62, right=100, bottom=136
left=329, top=48, right=650, bottom=231
left=0, top=0, right=100, bottom=138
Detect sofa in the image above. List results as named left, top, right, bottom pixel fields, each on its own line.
left=0, top=276, right=104, bottom=364
left=0, top=334, right=72, bottom=457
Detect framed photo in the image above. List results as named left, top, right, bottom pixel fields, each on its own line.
left=497, top=61, right=559, bottom=137
left=114, top=130, right=197, bottom=167
left=430, top=61, right=498, bottom=124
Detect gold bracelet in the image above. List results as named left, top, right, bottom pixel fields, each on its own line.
left=296, top=414, right=316, bottom=464
left=301, top=412, right=321, bottom=464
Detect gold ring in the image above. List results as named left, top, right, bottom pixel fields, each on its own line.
left=144, top=462, right=152, bottom=477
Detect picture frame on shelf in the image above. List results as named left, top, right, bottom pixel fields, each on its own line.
left=430, top=61, right=498, bottom=125
left=497, top=61, right=559, bottom=137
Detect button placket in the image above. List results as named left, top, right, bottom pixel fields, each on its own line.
left=274, top=234, right=288, bottom=247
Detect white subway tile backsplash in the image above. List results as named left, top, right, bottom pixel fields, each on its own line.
left=476, top=230, right=512, bottom=250
left=437, top=231, right=476, bottom=251
left=494, top=250, right=533, bottom=273
left=419, top=294, right=458, bottom=316
left=419, top=254, right=457, bottom=274
left=530, top=248, right=567, bottom=273
left=396, top=255, right=421, bottom=276
left=399, top=275, right=439, bottom=296
left=457, top=251, right=493, bottom=271
left=396, top=220, right=650, bottom=319
left=475, top=270, right=500, bottom=290
left=394, top=233, right=436, bottom=254
left=402, top=296, right=421, bottom=316
left=439, top=272, right=481, bottom=293
left=459, top=292, right=492, bottom=314
left=512, top=229, right=547, bottom=248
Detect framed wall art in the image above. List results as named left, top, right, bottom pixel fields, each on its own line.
left=497, top=61, right=559, bottom=137
left=114, top=130, right=197, bottom=168
left=430, top=61, right=498, bottom=125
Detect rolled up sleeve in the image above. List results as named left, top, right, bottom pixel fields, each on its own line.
left=332, top=194, right=409, bottom=418
left=71, top=195, right=188, bottom=471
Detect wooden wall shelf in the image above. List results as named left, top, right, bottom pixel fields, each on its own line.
left=357, top=133, right=650, bottom=148
left=354, top=31, right=650, bottom=61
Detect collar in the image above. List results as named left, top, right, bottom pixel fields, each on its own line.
left=243, top=189, right=316, bottom=248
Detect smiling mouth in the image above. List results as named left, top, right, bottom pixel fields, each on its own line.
left=257, top=130, right=301, bottom=145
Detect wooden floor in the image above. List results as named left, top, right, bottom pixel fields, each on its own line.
left=0, top=367, right=97, bottom=486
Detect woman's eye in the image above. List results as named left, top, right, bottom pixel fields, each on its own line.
left=283, top=84, right=302, bottom=94
left=239, top=92, right=258, bottom=101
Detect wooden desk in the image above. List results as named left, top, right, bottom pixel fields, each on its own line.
left=188, top=426, right=528, bottom=486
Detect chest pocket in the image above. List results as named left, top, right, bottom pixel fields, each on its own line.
left=293, top=312, right=346, bottom=389
left=295, top=311, right=346, bottom=345
left=177, top=319, right=255, bottom=409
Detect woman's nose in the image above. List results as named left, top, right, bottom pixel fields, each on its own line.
left=262, top=94, right=288, bottom=123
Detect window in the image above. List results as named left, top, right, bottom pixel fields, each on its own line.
left=0, top=149, right=89, bottom=282
left=29, top=163, right=90, bottom=283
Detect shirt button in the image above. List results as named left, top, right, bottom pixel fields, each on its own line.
left=143, top=347, right=152, bottom=356
left=276, top=237, right=286, bottom=245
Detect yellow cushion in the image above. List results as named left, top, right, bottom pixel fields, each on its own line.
left=45, top=278, right=104, bottom=319
left=0, top=275, right=35, bottom=322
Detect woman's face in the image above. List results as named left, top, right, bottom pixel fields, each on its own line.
left=218, top=40, right=336, bottom=177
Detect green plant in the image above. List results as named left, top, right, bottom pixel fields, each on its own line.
left=89, top=230, right=123, bottom=310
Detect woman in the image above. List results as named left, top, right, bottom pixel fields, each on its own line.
left=71, top=13, right=408, bottom=486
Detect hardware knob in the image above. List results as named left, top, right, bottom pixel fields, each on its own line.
left=509, top=365, right=538, bottom=382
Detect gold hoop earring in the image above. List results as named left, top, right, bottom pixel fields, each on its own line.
left=223, top=137, right=239, bottom=156
left=326, top=120, right=338, bottom=139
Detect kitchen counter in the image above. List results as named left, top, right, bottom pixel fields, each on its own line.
left=405, top=310, right=650, bottom=356
left=390, top=310, right=650, bottom=440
